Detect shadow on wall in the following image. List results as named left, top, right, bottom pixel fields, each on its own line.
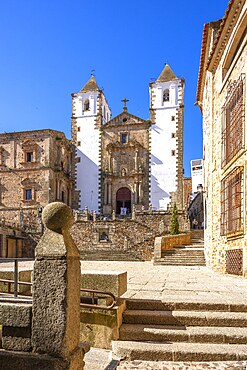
left=152, top=124, right=163, bottom=135
left=151, top=174, right=170, bottom=210
left=150, top=153, right=163, bottom=166
left=76, top=149, right=99, bottom=211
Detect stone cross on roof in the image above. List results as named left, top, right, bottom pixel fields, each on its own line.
left=121, top=98, right=129, bottom=112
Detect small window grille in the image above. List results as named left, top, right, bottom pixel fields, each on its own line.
left=221, top=74, right=245, bottom=167
left=221, top=167, right=243, bottom=235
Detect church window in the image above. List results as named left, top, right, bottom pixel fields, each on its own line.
left=77, top=126, right=80, bottom=132
left=61, top=191, right=65, bottom=203
left=123, top=118, right=127, bottom=123
left=171, top=116, right=175, bottom=121
left=103, top=106, right=106, bottom=119
left=26, top=152, right=33, bottom=162
left=171, top=133, right=175, bottom=138
left=77, top=141, right=81, bottom=146
left=25, top=189, right=32, bottom=201
left=120, top=133, right=128, bottom=144
left=84, top=99, right=90, bottom=111
left=171, top=150, right=175, bottom=156
left=163, top=89, right=169, bottom=102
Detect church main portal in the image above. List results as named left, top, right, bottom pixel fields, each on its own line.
left=116, top=187, right=131, bottom=215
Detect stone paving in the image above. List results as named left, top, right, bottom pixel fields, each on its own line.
left=117, top=360, right=247, bottom=369
left=1, top=260, right=247, bottom=369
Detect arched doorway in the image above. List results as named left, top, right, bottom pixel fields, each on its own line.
left=116, top=187, right=131, bottom=215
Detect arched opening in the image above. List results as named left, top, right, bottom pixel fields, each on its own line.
left=163, top=89, right=169, bottom=102
left=84, top=99, right=90, bottom=111
left=116, top=187, right=131, bottom=215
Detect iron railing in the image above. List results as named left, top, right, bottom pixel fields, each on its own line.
left=0, top=258, right=116, bottom=310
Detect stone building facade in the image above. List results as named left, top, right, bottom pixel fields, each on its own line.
left=196, top=0, right=247, bottom=276
left=0, top=129, right=74, bottom=234
left=72, top=64, right=185, bottom=214
left=101, top=109, right=150, bottom=214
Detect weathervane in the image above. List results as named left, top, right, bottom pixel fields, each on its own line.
left=121, top=98, right=129, bottom=112
left=91, top=69, right=96, bottom=76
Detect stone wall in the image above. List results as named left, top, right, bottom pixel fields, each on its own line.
left=0, top=129, right=74, bottom=230
left=198, top=1, right=247, bottom=276
left=71, top=210, right=189, bottom=261
left=0, top=224, right=36, bottom=258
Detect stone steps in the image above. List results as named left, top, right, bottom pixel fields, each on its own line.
left=122, top=309, right=247, bottom=327
left=119, top=324, right=247, bottom=344
left=80, top=251, right=141, bottom=261
left=159, top=246, right=206, bottom=266
left=112, top=341, right=247, bottom=361
left=125, top=298, right=247, bottom=312
left=112, top=298, right=247, bottom=362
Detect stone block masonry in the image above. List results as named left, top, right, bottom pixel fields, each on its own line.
left=71, top=210, right=189, bottom=261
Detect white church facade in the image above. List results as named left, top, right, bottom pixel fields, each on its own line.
left=71, top=64, right=184, bottom=214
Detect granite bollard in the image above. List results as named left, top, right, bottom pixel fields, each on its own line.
left=32, top=202, right=88, bottom=369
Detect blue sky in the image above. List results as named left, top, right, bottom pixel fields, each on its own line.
left=0, top=0, right=229, bottom=176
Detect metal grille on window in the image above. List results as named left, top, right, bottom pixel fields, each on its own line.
left=221, top=74, right=245, bottom=167
left=220, top=167, right=243, bottom=236
left=225, top=249, right=242, bottom=275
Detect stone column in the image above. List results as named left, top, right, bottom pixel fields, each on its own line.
left=32, top=202, right=88, bottom=369
left=108, top=150, right=112, bottom=173
left=134, top=183, right=137, bottom=204
left=108, top=182, right=112, bottom=204
left=134, top=149, right=138, bottom=171
left=138, top=182, right=142, bottom=203
left=104, top=181, right=108, bottom=205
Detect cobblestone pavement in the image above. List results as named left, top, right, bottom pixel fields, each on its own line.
left=116, top=360, right=247, bottom=370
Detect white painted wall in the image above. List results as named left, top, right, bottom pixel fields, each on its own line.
left=150, top=80, right=180, bottom=210
left=73, top=89, right=111, bottom=211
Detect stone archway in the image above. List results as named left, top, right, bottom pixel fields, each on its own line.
left=116, top=187, right=131, bottom=215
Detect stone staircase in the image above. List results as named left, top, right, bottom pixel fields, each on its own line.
left=155, top=230, right=206, bottom=266
left=80, top=250, right=142, bottom=261
left=112, top=298, right=247, bottom=361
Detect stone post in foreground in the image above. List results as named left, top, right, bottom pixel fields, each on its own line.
left=32, top=202, right=87, bottom=369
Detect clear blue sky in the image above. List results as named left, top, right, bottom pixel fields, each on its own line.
left=0, top=0, right=229, bottom=176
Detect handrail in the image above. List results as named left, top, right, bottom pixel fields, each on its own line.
left=80, top=288, right=117, bottom=310
left=0, top=278, right=117, bottom=310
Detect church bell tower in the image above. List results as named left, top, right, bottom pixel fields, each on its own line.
left=71, top=75, right=111, bottom=211
left=149, top=64, right=184, bottom=210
